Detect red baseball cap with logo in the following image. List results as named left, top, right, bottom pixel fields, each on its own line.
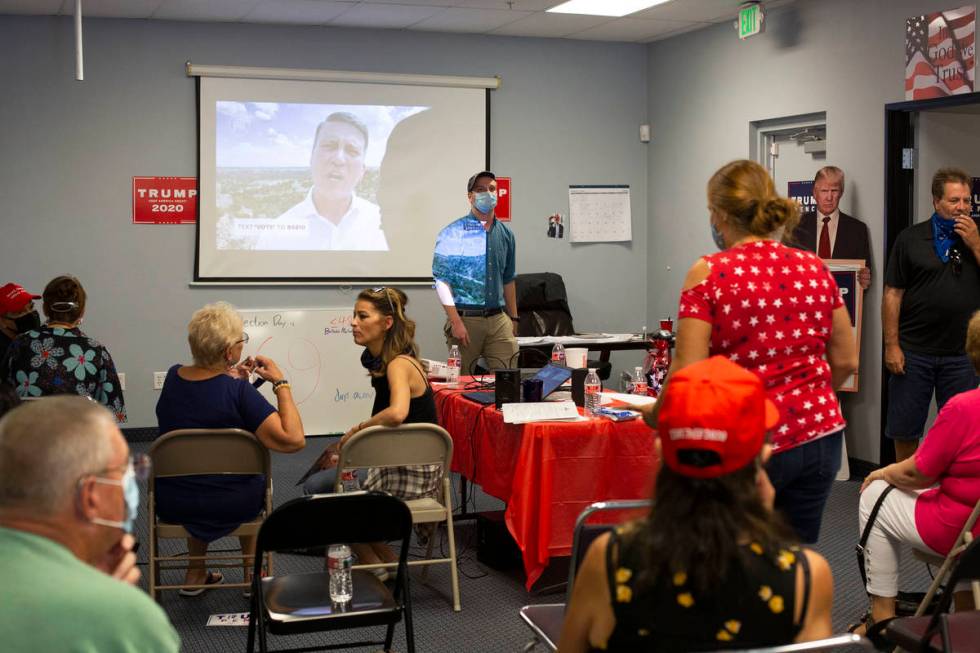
left=658, top=356, right=780, bottom=479
left=0, top=283, right=40, bottom=315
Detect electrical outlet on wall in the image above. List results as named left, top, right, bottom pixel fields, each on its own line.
left=153, top=371, right=167, bottom=390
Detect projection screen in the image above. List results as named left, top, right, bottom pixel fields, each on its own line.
left=195, top=71, right=491, bottom=282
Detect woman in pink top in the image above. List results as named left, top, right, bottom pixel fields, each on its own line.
left=644, top=160, right=858, bottom=544
left=858, top=310, right=980, bottom=628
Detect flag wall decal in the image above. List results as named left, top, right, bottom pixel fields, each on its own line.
left=906, top=4, right=976, bottom=100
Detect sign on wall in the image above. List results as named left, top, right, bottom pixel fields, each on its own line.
left=905, top=4, right=976, bottom=100
left=132, top=176, right=198, bottom=224
left=495, top=177, right=511, bottom=221
left=787, top=180, right=815, bottom=213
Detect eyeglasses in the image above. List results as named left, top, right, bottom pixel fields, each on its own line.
left=372, top=287, right=395, bottom=314
left=237, top=332, right=250, bottom=345
left=84, top=453, right=152, bottom=484
left=950, top=246, right=963, bottom=277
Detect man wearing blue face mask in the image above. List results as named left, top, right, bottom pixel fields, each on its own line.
left=0, top=396, right=179, bottom=652
left=883, top=167, right=980, bottom=462
left=432, top=170, right=519, bottom=374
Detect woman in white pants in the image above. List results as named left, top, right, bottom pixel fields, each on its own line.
left=857, top=311, right=980, bottom=630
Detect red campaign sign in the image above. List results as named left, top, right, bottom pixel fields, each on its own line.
left=495, top=177, right=511, bottom=221
left=132, top=177, right=197, bottom=224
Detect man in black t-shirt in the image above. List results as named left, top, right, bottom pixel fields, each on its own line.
left=883, top=167, right=980, bottom=461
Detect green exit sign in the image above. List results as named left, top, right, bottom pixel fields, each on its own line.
left=738, top=2, right=764, bottom=40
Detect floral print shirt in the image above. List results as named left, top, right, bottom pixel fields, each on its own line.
left=1, top=326, right=127, bottom=422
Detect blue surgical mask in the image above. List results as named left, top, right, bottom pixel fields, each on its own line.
left=711, top=222, right=727, bottom=251
left=473, top=191, right=497, bottom=214
left=91, top=466, right=139, bottom=533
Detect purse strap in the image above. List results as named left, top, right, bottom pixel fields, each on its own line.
left=856, top=484, right=896, bottom=588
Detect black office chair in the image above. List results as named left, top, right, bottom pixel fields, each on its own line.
left=246, top=491, right=415, bottom=653
left=514, top=272, right=613, bottom=380
left=883, top=536, right=980, bottom=653
left=519, top=499, right=651, bottom=652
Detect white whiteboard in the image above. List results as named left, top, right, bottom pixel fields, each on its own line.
left=239, top=308, right=374, bottom=436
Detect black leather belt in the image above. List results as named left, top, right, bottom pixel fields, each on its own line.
left=456, top=307, right=504, bottom=317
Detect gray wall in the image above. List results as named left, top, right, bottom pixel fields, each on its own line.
left=0, top=16, right=648, bottom=429
left=645, top=0, right=963, bottom=464
left=915, top=111, right=980, bottom=222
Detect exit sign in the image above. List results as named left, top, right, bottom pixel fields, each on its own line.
left=738, top=2, right=764, bottom=39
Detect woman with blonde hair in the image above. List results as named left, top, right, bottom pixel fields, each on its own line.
left=304, top=287, right=438, bottom=574
left=641, top=160, right=858, bottom=544
left=155, top=301, right=304, bottom=594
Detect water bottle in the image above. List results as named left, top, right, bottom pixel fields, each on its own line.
left=327, top=544, right=353, bottom=603
left=632, top=366, right=647, bottom=396
left=339, top=469, right=359, bottom=493
left=584, top=368, right=601, bottom=416
left=447, top=344, right=461, bottom=387
left=551, top=342, right=566, bottom=365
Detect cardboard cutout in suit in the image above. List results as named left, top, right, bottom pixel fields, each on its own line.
left=794, top=211, right=872, bottom=271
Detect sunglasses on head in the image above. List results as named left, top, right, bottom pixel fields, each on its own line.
left=371, top=287, right=395, bottom=313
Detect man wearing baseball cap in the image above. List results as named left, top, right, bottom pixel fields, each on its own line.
left=559, top=356, right=833, bottom=652
left=0, top=283, right=41, bottom=357
left=432, top=170, right=518, bottom=373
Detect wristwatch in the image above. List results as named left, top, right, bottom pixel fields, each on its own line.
left=509, top=314, right=521, bottom=321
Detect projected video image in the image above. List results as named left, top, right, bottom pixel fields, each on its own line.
left=215, top=103, right=426, bottom=252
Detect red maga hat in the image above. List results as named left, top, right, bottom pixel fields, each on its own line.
left=658, top=356, right=779, bottom=479
left=0, top=283, right=40, bottom=315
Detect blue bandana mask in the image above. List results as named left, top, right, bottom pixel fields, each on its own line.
left=473, top=191, right=497, bottom=214
left=91, top=466, right=139, bottom=533
left=931, top=212, right=958, bottom=263
left=711, top=222, right=727, bottom=251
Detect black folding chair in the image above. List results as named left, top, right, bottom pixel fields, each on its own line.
left=884, top=536, right=980, bottom=653
left=246, top=491, right=415, bottom=653
left=519, top=499, right=651, bottom=652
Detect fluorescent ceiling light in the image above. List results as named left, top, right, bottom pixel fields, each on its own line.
left=546, top=0, right=671, bottom=18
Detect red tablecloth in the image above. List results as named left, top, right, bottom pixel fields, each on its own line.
left=434, top=382, right=658, bottom=589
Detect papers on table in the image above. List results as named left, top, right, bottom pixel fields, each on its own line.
left=502, top=401, right=584, bottom=424
left=516, top=333, right=642, bottom=346
left=601, top=391, right=656, bottom=406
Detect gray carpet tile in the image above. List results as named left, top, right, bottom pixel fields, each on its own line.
left=129, top=437, right=940, bottom=651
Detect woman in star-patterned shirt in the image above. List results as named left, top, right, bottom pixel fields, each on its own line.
left=672, top=160, right=858, bottom=543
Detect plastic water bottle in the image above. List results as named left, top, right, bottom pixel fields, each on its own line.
left=447, top=344, right=461, bottom=387
left=551, top=342, right=566, bottom=365
left=327, top=544, right=353, bottom=603
left=584, top=368, right=601, bottom=416
left=339, top=470, right=359, bottom=493
left=631, top=366, right=647, bottom=396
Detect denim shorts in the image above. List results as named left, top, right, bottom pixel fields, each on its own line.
left=886, top=351, right=978, bottom=441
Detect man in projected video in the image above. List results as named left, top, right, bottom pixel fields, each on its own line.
left=433, top=171, right=518, bottom=374
left=260, top=112, right=388, bottom=251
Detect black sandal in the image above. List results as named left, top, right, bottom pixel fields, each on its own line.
left=847, top=608, right=874, bottom=636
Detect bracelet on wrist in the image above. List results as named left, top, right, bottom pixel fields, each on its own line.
left=272, top=379, right=290, bottom=393
left=509, top=314, right=520, bottom=321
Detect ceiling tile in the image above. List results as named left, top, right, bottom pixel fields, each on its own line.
left=449, top=0, right=558, bottom=9
left=152, top=0, right=259, bottom=22
left=344, top=0, right=456, bottom=5
left=0, top=0, right=63, bottom=14
left=411, top=6, right=531, bottom=33
left=68, top=0, right=164, bottom=18
left=633, top=0, right=737, bottom=23
left=328, top=2, right=443, bottom=29
left=570, top=16, right=695, bottom=42
left=243, top=0, right=354, bottom=25
left=490, top=11, right=608, bottom=38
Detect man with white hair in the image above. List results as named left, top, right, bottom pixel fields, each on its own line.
left=0, top=396, right=179, bottom=652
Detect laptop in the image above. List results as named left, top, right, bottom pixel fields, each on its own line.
left=463, top=363, right=573, bottom=406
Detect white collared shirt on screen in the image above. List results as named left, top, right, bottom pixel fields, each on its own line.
left=256, top=190, right=388, bottom=251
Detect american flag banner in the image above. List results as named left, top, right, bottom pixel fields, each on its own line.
left=906, top=4, right=976, bottom=100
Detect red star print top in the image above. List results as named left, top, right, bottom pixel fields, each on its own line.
left=678, top=240, right=846, bottom=452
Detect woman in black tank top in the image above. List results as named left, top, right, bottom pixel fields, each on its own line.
left=558, top=357, right=834, bottom=652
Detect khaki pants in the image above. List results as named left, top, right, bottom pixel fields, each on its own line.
left=444, top=312, right=518, bottom=375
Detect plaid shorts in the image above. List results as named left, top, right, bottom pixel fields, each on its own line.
left=362, top=464, right=441, bottom=500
